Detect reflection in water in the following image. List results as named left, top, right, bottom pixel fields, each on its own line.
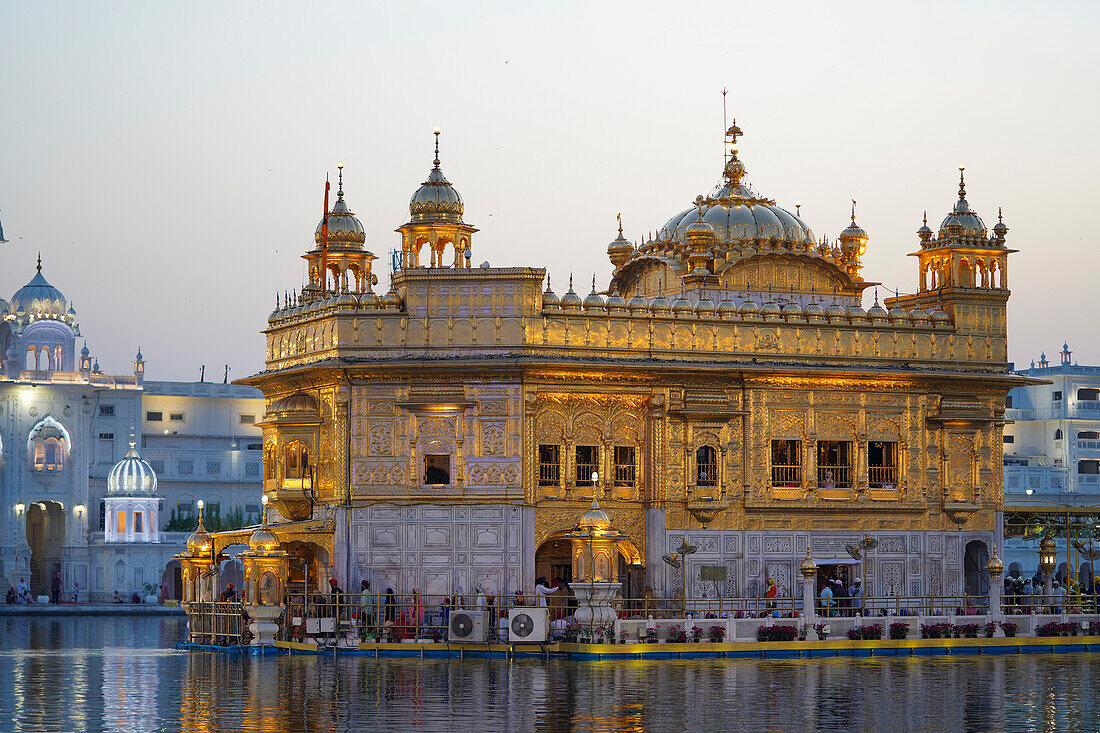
left=0, top=618, right=1098, bottom=732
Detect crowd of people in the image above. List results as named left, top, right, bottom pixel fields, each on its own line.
left=817, top=577, right=863, bottom=617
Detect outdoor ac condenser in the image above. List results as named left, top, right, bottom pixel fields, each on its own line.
left=507, top=607, right=549, bottom=643
left=448, top=609, right=488, bottom=642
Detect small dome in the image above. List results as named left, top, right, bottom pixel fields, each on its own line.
left=888, top=305, right=909, bottom=324
left=910, top=308, right=930, bottom=323
left=805, top=301, right=825, bottom=319
left=847, top=303, right=867, bottom=321
left=671, top=294, right=693, bottom=316
left=315, top=194, right=366, bottom=247
left=542, top=282, right=560, bottom=309
left=583, top=285, right=605, bottom=312
left=560, top=280, right=582, bottom=311
left=717, top=297, right=738, bottom=318
left=799, top=550, right=818, bottom=579
left=607, top=229, right=634, bottom=268
left=80, top=342, right=90, bottom=357
left=249, top=524, right=280, bottom=553
left=938, top=170, right=986, bottom=238
left=626, top=295, right=649, bottom=314
left=825, top=301, right=847, bottom=321
left=408, top=134, right=464, bottom=225
left=694, top=295, right=716, bottom=317
left=578, top=498, right=611, bottom=531
left=107, top=439, right=158, bottom=496
left=336, top=291, right=357, bottom=310
left=930, top=308, right=950, bottom=325
left=185, top=516, right=212, bottom=555
left=739, top=298, right=760, bottom=318
left=761, top=299, right=782, bottom=318
left=358, top=290, right=381, bottom=310
left=867, top=299, right=888, bottom=321
left=382, top=287, right=402, bottom=310
left=269, top=392, right=318, bottom=416
left=605, top=291, right=626, bottom=313
left=782, top=300, right=802, bottom=318
left=12, top=259, right=66, bottom=313
left=649, top=294, right=671, bottom=315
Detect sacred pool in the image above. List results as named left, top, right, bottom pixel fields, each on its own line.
left=1, top=616, right=1097, bottom=732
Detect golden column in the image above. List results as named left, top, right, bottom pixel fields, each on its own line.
left=176, top=499, right=213, bottom=641
left=239, top=495, right=291, bottom=646
left=566, top=498, right=623, bottom=627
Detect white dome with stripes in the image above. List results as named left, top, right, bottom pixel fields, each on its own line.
left=107, top=438, right=158, bottom=496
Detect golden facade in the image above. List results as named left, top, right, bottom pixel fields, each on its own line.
left=244, top=123, right=1022, bottom=600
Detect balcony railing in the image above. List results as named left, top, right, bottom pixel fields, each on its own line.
left=868, top=465, right=898, bottom=488
left=817, top=465, right=852, bottom=489
left=771, top=465, right=801, bottom=487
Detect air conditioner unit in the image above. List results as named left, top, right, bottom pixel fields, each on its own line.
left=507, top=607, right=549, bottom=643
left=305, top=617, right=335, bottom=635
left=449, top=609, right=488, bottom=642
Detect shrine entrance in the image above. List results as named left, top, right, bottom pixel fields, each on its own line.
left=534, top=533, right=644, bottom=598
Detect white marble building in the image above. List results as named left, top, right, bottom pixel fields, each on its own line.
left=1003, top=343, right=1099, bottom=584
left=0, top=255, right=265, bottom=600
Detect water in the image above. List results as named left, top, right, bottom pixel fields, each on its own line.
left=0, top=617, right=1097, bottom=732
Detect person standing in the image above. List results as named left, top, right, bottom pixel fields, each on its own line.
left=1052, top=580, right=1065, bottom=614
left=534, top=577, right=557, bottom=610
left=359, top=580, right=376, bottom=635
left=849, top=578, right=863, bottom=615
left=833, top=579, right=849, bottom=617
left=71, top=583, right=80, bottom=604
left=819, top=581, right=834, bottom=617
left=50, top=572, right=62, bottom=605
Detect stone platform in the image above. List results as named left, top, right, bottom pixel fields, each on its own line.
left=1, top=603, right=185, bottom=616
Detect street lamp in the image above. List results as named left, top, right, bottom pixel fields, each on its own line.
left=1039, top=535, right=1058, bottom=606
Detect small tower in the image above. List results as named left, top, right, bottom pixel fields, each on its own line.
left=104, top=430, right=161, bottom=543
left=133, top=346, right=145, bottom=382
left=79, top=341, right=91, bottom=375
left=397, top=129, right=479, bottom=269
left=837, top=200, right=868, bottom=280
left=301, top=164, right=378, bottom=301
left=1061, top=343, right=1072, bottom=366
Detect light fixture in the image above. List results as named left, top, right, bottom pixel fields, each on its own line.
left=591, top=471, right=599, bottom=484
left=15, top=503, right=24, bottom=515
left=1025, top=488, right=1034, bottom=496
left=164, top=429, right=169, bottom=435
left=1038, top=536, right=1057, bottom=575
left=75, top=504, right=85, bottom=514
left=197, top=499, right=204, bottom=510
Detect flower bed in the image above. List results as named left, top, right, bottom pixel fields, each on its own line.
left=920, top=622, right=955, bottom=639
left=1001, top=621, right=1018, bottom=637
left=889, top=623, right=909, bottom=640
left=847, top=623, right=883, bottom=640
left=1036, top=621, right=1079, bottom=637
left=756, top=625, right=798, bottom=642
left=708, top=625, right=727, bottom=643
left=957, top=623, right=982, bottom=638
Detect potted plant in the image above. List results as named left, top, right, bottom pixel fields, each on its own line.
left=983, top=622, right=997, bottom=638
left=691, top=625, right=703, bottom=643
left=814, top=623, right=830, bottom=640
left=757, top=625, right=798, bottom=642
left=889, top=622, right=909, bottom=640
left=1001, top=621, right=1018, bottom=638
left=798, top=625, right=809, bottom=641
left=708, top=624, right=727, bottom=643
left=1036, top=621, right=1060, bottom=637
left=645, top=627, right=659, bottom=644
left=957, top=623, right=981, bottom=638
left=618, top=628, right=630, bottom=645
left=847, top=623, right=884, bottom=640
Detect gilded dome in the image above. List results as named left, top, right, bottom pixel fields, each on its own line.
left=578, top=498, right=611, bottom=531
left=269, top=392, right=318, bottom=416
left=799, top=549, right=818, bottom=579
left=314, top=194, right=366, bottom=247
left=408, top=133, right=464, bottom=225
left=249, top=525, right=280, bottom=552
left=938, top=170, right=986, bottom=239
left=560, top=279, right=582, bottom=310
left=185, top=507, right=212, bottom=555
left=107, top=439, right=158, bottom=496
left=607, top=224, right=634, bottom=268
left=542, top=280, right=560, bottom=309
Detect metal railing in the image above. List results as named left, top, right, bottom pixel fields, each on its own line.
left=771, top=465, right=801, bottom=486
left=187, top=602, right=248, bottom=645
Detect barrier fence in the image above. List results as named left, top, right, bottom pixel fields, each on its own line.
left=182, top=589, right=1100, bottom=646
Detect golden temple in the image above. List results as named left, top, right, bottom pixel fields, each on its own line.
left=237, top=121, right=1023, bottom=602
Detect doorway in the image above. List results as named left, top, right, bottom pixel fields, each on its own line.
left=26, top=501, right=65, bottom=596
left=964, top=540, right=990, bottom=596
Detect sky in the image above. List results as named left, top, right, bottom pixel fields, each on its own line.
left=1, top=1, right=1097, bottom=380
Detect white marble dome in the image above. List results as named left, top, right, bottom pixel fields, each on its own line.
left=107, top=440, right=158, bottom=496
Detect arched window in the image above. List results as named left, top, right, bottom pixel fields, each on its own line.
left=284, top=441, right=309, bottom=479
left=34, top=437, right=64, bottom=471
left=1054, top=429, right=1063, bottom=440
left=696, top=445, right=718, bottom=487
left=263, top=444, right=276, bottom=480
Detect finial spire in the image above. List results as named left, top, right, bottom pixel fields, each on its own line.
left=432, top=127, right=441, bottom=168
left=998, top=207, right=1003, bottom=223
left=36, top=252, right=41, bottom=273
left=591, top=274, right=597, bottom=294
left=616, top=212, right=623, bottom=237
left=850, top=199, right=857, bottom=224
left=337, top=162, right=344, bottom=198
left=958, top=166, right=966, bottom=199
left=923, top=210, right=928, bottom=226
left=568, top=273, right=574, bottom=292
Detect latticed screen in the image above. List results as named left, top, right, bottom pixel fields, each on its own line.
left=614, top=446, right=635, bottom=487
left=575, top=445, right=598, bottom=486
left=771, top=439, right=801, bottom=486
left=538, top=445, right=560, bottom=486
left=817, top=440, right=853, bottom=488
left=284, top=441, right=309, bottom=479
left=868, top=441, right=898, bottom=487
left=696, top=445, right=718, bottom=487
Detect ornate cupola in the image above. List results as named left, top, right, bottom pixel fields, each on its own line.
left=837, top=201, right=869, bottom=280
left=300, top=164, right=378, bottom=303
left=606, top=215, right=634, bottom=268
left=104, top=431, right=161, bottom=543
left=397, top=129, right=479, bottom=269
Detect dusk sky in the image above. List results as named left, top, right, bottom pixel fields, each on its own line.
left=2, top=1, right=1096, bottom=380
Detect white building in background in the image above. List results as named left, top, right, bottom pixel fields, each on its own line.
left=0, top=255, right=264, bottom=600
left=1002, top=343, right=1099, bottom=585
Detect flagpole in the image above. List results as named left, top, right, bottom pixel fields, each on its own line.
left=320, top=174, right=331, bottom=296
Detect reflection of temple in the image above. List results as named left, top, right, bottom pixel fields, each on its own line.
left=244, top=122, right=1024, bottom=600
